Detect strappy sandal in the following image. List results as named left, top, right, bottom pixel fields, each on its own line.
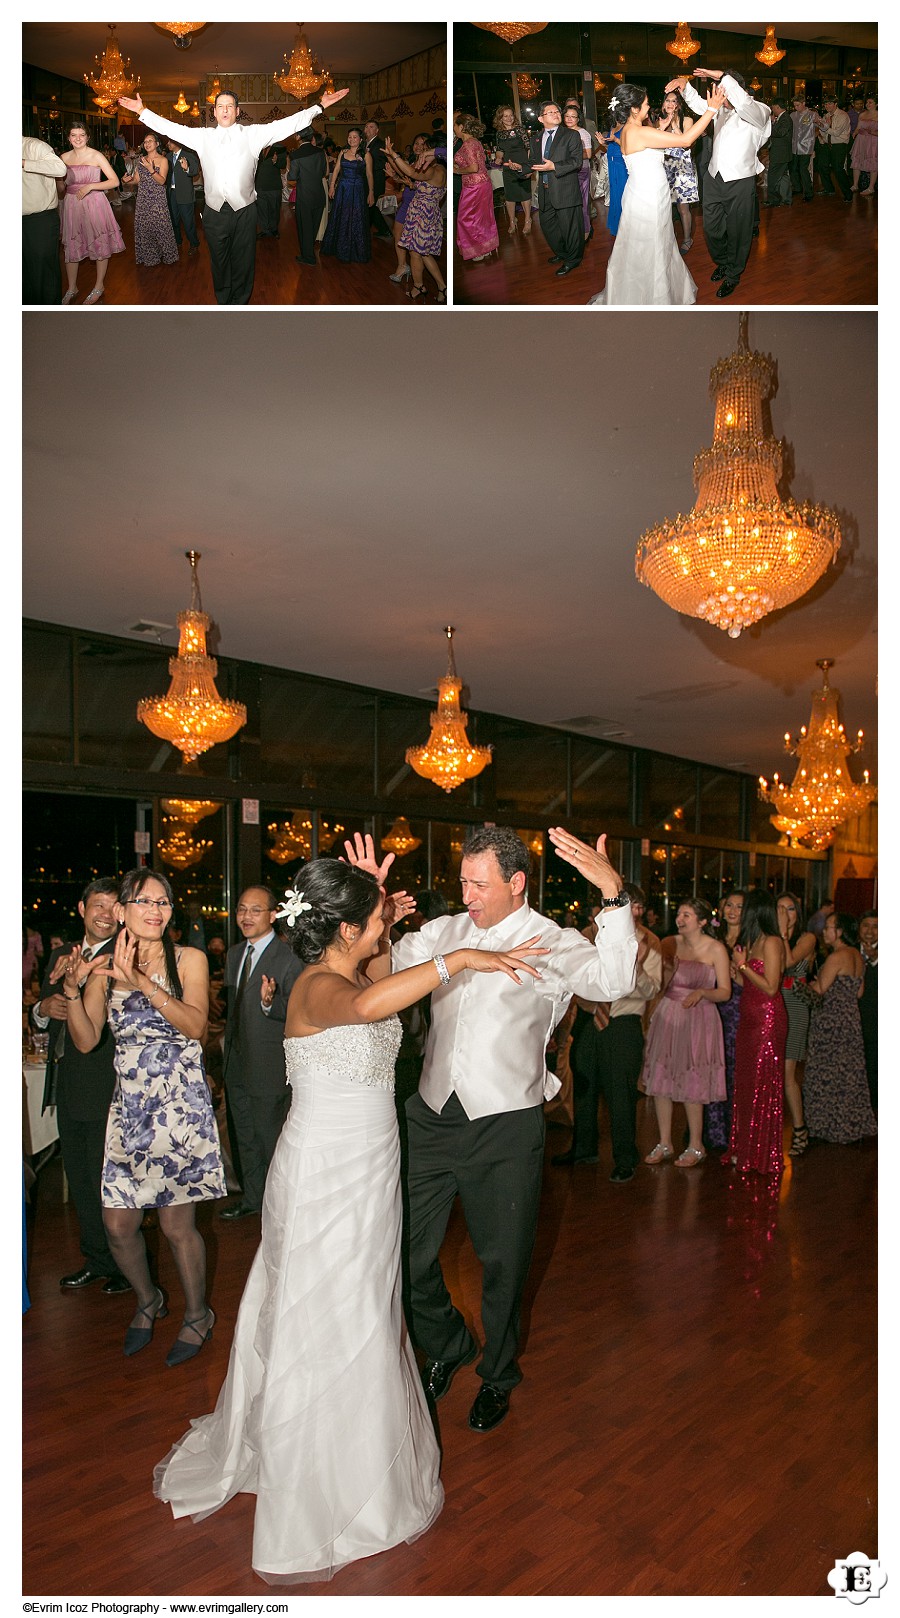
left=788, top=1125, right=809, bottom=1157
left=679, top=237, right=693, bottom=253
left=644, top=1143, right=674, bottom=1165
left=675, top=1146, right=706, bottom=1167
left=123, top=1287, right=168, bottom=1357
left=83, top=287, right=105, bottom=304
left=522, top=218, right=532, bottom=235
left=406, top=283, right=427, bottom=301
left=165, top=1306, right=215, bottom=1367
left=61, top=289, right=78, bottom=305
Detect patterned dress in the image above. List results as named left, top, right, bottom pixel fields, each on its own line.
left=781, top=953, right=812, bottom=1060
left=706, top=978, right=742, bottom=1151
left=802, top=975, right=877, bottom=1144
left=102, top=974, right=225, bottom=1208
left=399, top=180, right=446, bottom=255
left=133, top=162, right=179, bottom=267
left=663, top=143, right=699, bottom=203
left=726, top=963, right=787, bottom=1177
left=321, top=155, right=370, bottom=263
left=60, top=165, right=125, bottom=263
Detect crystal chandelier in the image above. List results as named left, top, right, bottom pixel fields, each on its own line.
left=758, top=660, right=876, bottom=851
left=155, top=22, right=206, bottom=49
left=137, top=551, right=247, bottom=766
left=158, top=821, right=211, bottom=869
left=472, top=24, right=549, bottom=46
left=381, top=817, right=422, bottom=857
left=755, top=27, right=786, bottom=68
left=406, top=628, right=493, bottom=794
left=160, top=797, right=219, bottom=826
left=275, top=24, right=325, bottom=101
left=84, top=25, right=139, bottom=111
left=635, top=314, right=842, bottom=638
left=666, top=23, right=702, bottom=66
left=173, top=89, right=190, bottom=113
left=206, top=72, right=221, bottom=103
left=189, top=100, right=201, bottom=117
left=516, top=73, right=541, bottom=100
left=267, top=813, right=344, bottom=863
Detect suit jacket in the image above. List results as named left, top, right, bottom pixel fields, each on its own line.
left=365, top=136, right=387, bottom=195
left=222, top=934, right=302, bottom=1096
left=289, top=143, right=328, bottom=199
left=167, top=145, right=200, bottom=205
left=768, top=110, right=793, bottom=156
left=528, top=125, right=583, bottom=209
left=37, top=940, right=117, bottom=1120
left=256, top=144, right=288, bottom=191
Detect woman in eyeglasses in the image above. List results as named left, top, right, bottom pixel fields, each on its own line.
left=63, top=867, right=225, bottom=1365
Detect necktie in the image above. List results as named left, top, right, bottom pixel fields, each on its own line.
left=231, top=944, right=254, bottom=1045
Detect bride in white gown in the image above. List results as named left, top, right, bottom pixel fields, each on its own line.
left=154, top=856, right=545, bottom=1584
left=589, top=80, right=723, bottom=305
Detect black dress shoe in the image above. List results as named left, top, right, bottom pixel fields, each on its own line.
left=752, top=225, right=759, bottom=236
left=609, top=1166, right=636, bottom=1183
left=102, top=1274, right=133, bottom=1295
left=716, top=280, right=739, bottom=298
left=468, top=1383, right=510, bottom=1432
left=219, top=1201, right=259, bottom=1221
left=555, top=263, right=575, bottom=277
left=551, top=1149, right=599, bottom=1166
left=422, top=1342, right=477, bottom=1401
left=60, top=1267, right=104, bottom=1289
left=547, top=254, right=562, bottom=264
left=710, top=266, right=727, bottom=282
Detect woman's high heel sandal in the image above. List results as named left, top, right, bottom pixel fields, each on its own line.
left=406, top=283, right=427, bottom=301
left=166, top=1307, right=215, bottom=1367
left=788, top=1125, right=809, bottom=1157
left=124, top=1287, right=168, bottom=1357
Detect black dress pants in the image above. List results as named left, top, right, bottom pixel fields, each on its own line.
left=825, top=143, right=852, bottom=200
left=294, top=194, right=321, bottom=264
left=256, top=189, right=282, bottom=236
left=767, top=150, right=792, bottom=204
left=404, top=1090, right=545, bottom=1390
left=790, top=152, right=813, bottom=199
left=168, top=196, right=199, bottom=247
left=571, top=1015, right=643, bottom=1173
left=56, top=1099, right=122, bottom=1277
left=538, top=187, right=582, bottom=267
left=369, top=197, right=392, bottom=239
left=701, top=169, right=757, bottom=282
left=224, top=1080, right=290, bottom=1209
left=201, top=200, right=257, bottom=303
left=23, top=209, right=62, bottom=304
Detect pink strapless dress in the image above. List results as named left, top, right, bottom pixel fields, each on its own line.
left=61, top=166, right=125, bottom=263
left=641, top=959, right=726, bottom=1103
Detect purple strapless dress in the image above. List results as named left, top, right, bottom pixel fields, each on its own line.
left=642, top=959, right=726, bottom=1104
left=61, top=165, right=125, bottom=263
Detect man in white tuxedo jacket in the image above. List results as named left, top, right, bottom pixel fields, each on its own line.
left=388, top=825, right=637, bottom=1432
left=675, top=67, right=770, bottom=298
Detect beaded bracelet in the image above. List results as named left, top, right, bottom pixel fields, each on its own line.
left=433, top=953, right=451, bottom=987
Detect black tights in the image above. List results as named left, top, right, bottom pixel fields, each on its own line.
left=103, top=1204, right=208, bottom=1340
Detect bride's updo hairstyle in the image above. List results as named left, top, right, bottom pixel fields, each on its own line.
left=280, top=859, right=382, bottom=965
left=609, top=83, right=648, bottom=124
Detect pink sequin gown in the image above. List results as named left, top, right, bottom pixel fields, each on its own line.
left=454, top=138, right=499, bottom=261
left=641, top=959, right=726, bottom=1103
left=726, top=962, right=788, bottom=1177
left=60, top=166, right=125, bottom=263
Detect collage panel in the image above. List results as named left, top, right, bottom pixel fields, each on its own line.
left=452, top=20, right=876, bottom=306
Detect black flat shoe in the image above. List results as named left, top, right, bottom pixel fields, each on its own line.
left=555, top=263, right=575, bottom=277
left=609, top=1166, right=636, bottom=1183
left=60, top=1266, right=104, bottom=1289
left=547, top=254, right=562, bottom=264
left=166, top=1308, right=215, bottom=1367
left=551, top=1149, right=599, bottom=1166
left=102, top=1274, right=133, bottom=1295
left=124, top=1288, right=168, bottom=1357
left=710, top=266, right=727, bottom=282
left=422, top=1342, right=477, bottom=1401
left=220, top=1202, right=259, bottom=1221
left=716, top=280, right=739, bottom=298
left=468, top=1383, right=510, bottom=1432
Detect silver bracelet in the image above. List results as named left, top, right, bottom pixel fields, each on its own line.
left=432, top=953, right=451, bottom=987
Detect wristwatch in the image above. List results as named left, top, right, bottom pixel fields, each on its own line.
left=598, top=891, right=629, bottom=910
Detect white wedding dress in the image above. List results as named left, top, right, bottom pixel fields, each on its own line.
left=154, top=1019, right=443, bottom=1584
left=588, top=146, right=697, bottom=306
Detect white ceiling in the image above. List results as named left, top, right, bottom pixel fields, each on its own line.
left=22, top=310, right=877, bottom=783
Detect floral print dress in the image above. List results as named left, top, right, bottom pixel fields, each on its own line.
left=102, top=970, right=226, bottom=1208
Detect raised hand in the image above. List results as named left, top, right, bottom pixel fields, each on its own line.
left=707, top=85, right=727, bottom=111
left=62, top=948, right=109, bottom=995
left=118, top=94, right=144, bottom=113
left=342, top=832, right=395, bottom=887
left=382, top=890, right=416, bottom=928
left=693, top=68, right=723, bottom=80
left=320, top=87, right=350, bottom=109
left=415, top=148, right=438, bottom=170
left=466, top=935, right=548, bottom=983
left=548, top=827, right=622, bottom=900
left=664, top=76, right=689, bottom=94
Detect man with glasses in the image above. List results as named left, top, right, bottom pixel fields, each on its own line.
left=220, top=885, right=302, bottom=1220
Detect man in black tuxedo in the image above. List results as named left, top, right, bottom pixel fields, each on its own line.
left=256, top=142, right=288, bottom=238
left=527, top=101, right=585, bottom=277
left=32, top=879, right=130, bottom=1293
left=764, top=99, right=793, bottom=207
left=288, top=127, right=327, bottom=264
left=220, top=885, right=303, bottom=1220
left=363, top=120, right=393, bottom=240
left=166, top=137, right=200, bottom=251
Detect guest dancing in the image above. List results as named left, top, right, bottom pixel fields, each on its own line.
left=63, top=869, right=225, bottom=1365
left=384, top=136, right=446, bottom=301
left=642, top=897, right=730, bottom=1167
left=563, top=102, right=596, bottom=242
left=801, top=915, right=877, bottom=1145
left=604, top=115, right=627, bottom=236
left=704, top=888, right=745, bottom=1153
left=526, top=101, right=585, bottom=279
left=123, top=134, right=178, bottom=268
left=657, top=88, right=698, bottom=252
left=321, top=127, right=373, bottom=265
left=288, top=126, right=327, bottom=267
left=154, top=859, right=545, bottom=1582
left=726, top=891, right=788, bottom=1178
left=850, top=99, right=878, bottom=194
left=386, top=131, right=427, bottom=283
left=492, top=105, right=533, bottom=236
left=776, top=892, right=817, bottom=1158
left=588, top=82, right=721, bottom=306
left=673, top=68, right=771, bottom=299
left=454, top=113, right=499, bottom=263
left=59, top=119, right=125, bottom=304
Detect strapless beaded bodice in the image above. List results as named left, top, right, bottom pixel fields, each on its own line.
left=285, top=1018, right=402, bottom=1093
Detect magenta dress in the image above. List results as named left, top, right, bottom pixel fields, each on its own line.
left=642, top=959, right=726, bottom=1103
left=454, top=138, right=499, bottom=261
left=61, top=165, right=125, bottom=263
left=726, top=962, right=788, bottom=1177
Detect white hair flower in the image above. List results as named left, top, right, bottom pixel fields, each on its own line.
left=274, top=887, right=313, bottom=926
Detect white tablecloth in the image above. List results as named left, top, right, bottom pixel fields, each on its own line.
left=23, top=1062, right=58, bottom=1155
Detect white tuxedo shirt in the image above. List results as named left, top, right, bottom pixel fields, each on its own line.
left=392, top=900, right=637, bottom=1120
left=684, top=75, right=770, bottom=180
left=140, top=104, right=321, bottom=211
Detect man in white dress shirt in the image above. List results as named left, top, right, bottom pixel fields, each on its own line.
left=352, top=825, right=637, bottom=1432
left=118, top=85, right=348, bottom=303
left=670, top=67, right=770, bottom=299
left=22, top=135, right=66, bottom=303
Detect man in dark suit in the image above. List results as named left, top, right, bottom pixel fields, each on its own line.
left=527, top=101, right=585, bottom=277
left=363, top=120, right=393, bottom=240
left=288, top=127, right=327, bottom=264
left=764, top=99, right=793, bottom=206
left=220, top=885, right=303, bottom=1220
left=32, top=878, right=130, bottom=1293
left=166, top=137, right=200, bottom=252
left=255, top=142, right=288, bottom=238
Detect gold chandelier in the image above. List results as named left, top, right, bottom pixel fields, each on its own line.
left=472, top=24, right=549, bottom=46
left=267, top=812, right=344, bottom=864
left=516, top=73, right=541, bottom=101
left=406, top=628, right=493, bottom=794
left=275, top=24, right=325, bottom=101
left=189, top=100, right=201, bottom=117
left=137, top=551, right=247, bottom=766
left=759, top=660, right=876, bottom=851
left=173, top=89, right=190, bottom=113
left=666, top=23, right=702, bottom=66
left=635, top=314, right=842, bottom=638
left=160, top=797, right=219, bottom=826
left=84, top=25, right=139, bottom=111
left=381, top=817, right=422, bottom=857
left=158, top=821, right=211, bottom=869
left=755, top=27, right=786, bottom=68
left=155, top=22, right=206, bottom=49
left=206, top=71, right=221, bottom=103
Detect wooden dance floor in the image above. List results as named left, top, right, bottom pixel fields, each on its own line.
left=456, top=189, right=877, bottom=306
left=62, top=198, right=445, bottom=306
left=23, top=1110, right=875, bottom=1598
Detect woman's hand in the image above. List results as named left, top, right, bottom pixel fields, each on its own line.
left=548, top=827, right=622, bottom=900
left=464, top=936, right=548, bottom=983
left=665, top=76, right=690, bottom=94
left=707, top=86, right=727, bottom=113
left=140, top=156, right=153, bottom=172
left=682, top=989, right=705, bottom=1008
left=62, top=948, right=109, bottom=996
left=343, top=832, right=395, bottom=888
left=382, top=890, right=416, bottom=928
left=732, top=945, right=747, bottom=974
left=368, top=192, right=374, bottom=206
left=74, top=184, right=95, bottom=200
left=100, top=928, right=147, bottom=991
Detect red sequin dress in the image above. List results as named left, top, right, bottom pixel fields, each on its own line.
left=726, top=961, right=788, bottom=1177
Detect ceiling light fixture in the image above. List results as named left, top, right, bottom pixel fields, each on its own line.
left=758, top=660, right=876, bottom=850
left=137, top=551, right=247, bottom=767
left=406, top=627, right=493, bottom=793
left=666, top=23, right=702, bottom=66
